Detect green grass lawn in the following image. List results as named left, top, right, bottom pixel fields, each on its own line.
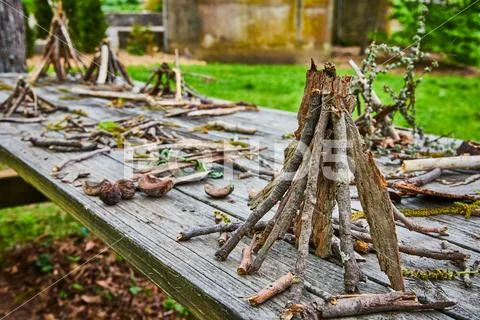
left=0, top=203, right=82, bottom=255
left=128, top=63, right=480, bottom=141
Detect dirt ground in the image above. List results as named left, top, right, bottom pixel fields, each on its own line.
left=27, top=47, right=479, bottom=77
left=0, top=236, right=189, bottom=320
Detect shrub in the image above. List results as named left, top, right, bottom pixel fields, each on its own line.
left=390, top=0, right=480, bottom=66
left=32, top=0, right=106, bottom=53
left=126, top=25, right=156, bottom=55
left=144, top=0, right=162, bottom=11
left=33, top=0, right=53, bottom=38
left=23, top=3, right=36, bottom=57
left=74, top=0, right=107, bottom=52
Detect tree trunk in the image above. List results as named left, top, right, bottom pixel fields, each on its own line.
left=0, top=0, right=26, bottom=73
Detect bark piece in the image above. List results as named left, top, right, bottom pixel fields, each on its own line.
left=346, top=113, right=405, bottom=291
left=393, top=183, right=480, bottom=201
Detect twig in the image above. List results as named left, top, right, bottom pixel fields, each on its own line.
left=0, top=117, right=45, bottom=123
left=348, top=228, right=469, bottom=262
left=237, top=237, right=255, bottom=275
left=196, top=120, right=257, bottom=135
left=176, top=221, right=268, bottom=241
left=51, top=147, right=111, bottom=173
left=291, top=106, right=329, bottom=301
left=404, top=168, right=442, bottom=186
left=304, top=291, right=454, bottom=318
left=246, top=272, right=295, bottom=306
left=402, top=155, right=480, bottom=172
left=333, top=111, right=363, bottom=293
left=393, top=206, right=449, bottom=236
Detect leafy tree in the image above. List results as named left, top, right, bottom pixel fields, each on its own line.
left=390, top=0, right=480, bottom=66
left=74, top=0, right=107, bottom=52
left=33, top=0, right=53, bottom=38
left=23, top=3, right=36, bottom=57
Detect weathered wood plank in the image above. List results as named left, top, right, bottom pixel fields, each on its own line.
left=0, top=75, right=473, bottom=318
left=0, top=133, right=453, bottom=320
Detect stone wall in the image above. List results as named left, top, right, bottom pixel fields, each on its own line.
left=166, top=0, right=333, bottom=63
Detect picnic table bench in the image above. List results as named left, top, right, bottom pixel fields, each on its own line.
left=0, top=73, right=479, bottom=320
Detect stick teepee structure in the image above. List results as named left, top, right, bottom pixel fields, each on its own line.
left=29, top=1, right=85, bottom=83
left=84, top=39, right=133, bottom=87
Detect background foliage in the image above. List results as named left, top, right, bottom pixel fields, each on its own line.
left=390, top=0, right=480, bottom=66
left=30, top=0, right=106, bottom=53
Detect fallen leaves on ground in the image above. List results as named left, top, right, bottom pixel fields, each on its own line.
left=0, top=235, right=190, bottom=319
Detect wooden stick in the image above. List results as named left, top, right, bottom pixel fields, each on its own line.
left=305, top=291, right=454, bottom=318
left=393, top=206, right=448, bottom=236
left=237, top=237, right=255, bottom=275
left=402, top=155, right=480, bottom=172
left=215, top=89, right=324, bottom=261
left=393, top=183, right=480, bottom=201
left=96, top=43, right=109, bottom=84
left=71, top=88, right=157, bottom=107
left=246, top=272, right=295, bottom=306
left=174, top=48, right=182, bottom=102
left=187, top=107, right=247, bottom=117
left=403, top=168, right=442, bottom=186
left=291, top=106, right=329, bottom=301
left=0, top=117, right=45, bottom=123
left=333, top=111, right=363, bottom=293
left=349, top=228, right=469, bottom=261
left=52, top=147, right=111, bottom=173
left=311, top=168, right=336, bottom=258
left=176, top=221, right=268, bottom=241
left=250, top=175, right=308, bottom=273
left=202, top=120, right=257, bottom=135
left=27, top=137, right=85, bottom=148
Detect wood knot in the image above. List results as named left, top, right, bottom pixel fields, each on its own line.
left=323, top=62, right=336, bottom=78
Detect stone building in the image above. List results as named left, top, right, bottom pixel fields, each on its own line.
left=163, top=0, right=388, bottom=63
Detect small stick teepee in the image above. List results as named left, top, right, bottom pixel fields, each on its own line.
left=139, top=62, right=176, bottom=97
left=0, top=78, right=66, bottom=118
left=84, top=39, right=133, bottom=87
left=29, top=1, right=85, bottom=83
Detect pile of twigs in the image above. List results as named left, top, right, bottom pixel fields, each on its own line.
left=178, top=62, right=460, bottom=318
left=0, top=79, right=67, bottom=122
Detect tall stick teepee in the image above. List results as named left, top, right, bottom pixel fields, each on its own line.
left=29, top=1, right=85, bottom=83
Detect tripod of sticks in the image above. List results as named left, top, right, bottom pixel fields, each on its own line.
left=29, top=1, right=85, bottom=83
left=0, top=78, right=67, bottom=119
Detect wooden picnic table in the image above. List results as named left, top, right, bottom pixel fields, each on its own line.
left=0, top=73, right=479, bottom=320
